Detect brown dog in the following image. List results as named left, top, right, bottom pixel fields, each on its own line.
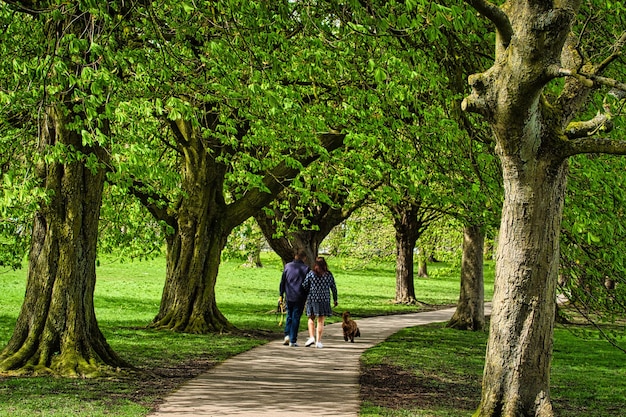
left=342, top=311, right=360, bottom=342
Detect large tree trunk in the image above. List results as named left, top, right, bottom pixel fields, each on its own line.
left=447, top=224, right=485, bottom=331
left=150, top=119, right=234, bottom=333
left=143, top=117, right=345, bottom=333
left=389, top=200, right=444, bottom=304
left=475, top=159, right=566, bottom=417
left=0, top=106, right=124, bottom=376
left=255, top=194, right=362, bottom=267
left=459, top=2, right=592, bottom=414
left=153, top=218, right=232, bottom=333
left=284, top=232, right=319, bottom=267
left=394, top=232, right=416, bottom=304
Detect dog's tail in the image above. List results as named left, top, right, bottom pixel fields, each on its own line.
left=356, top=327, right=361, bottom=337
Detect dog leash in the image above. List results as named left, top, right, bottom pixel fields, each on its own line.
left=276, top=298, right=286, bottom=327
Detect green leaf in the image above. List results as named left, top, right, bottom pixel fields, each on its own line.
left=374, top=68, right=387, bottom=84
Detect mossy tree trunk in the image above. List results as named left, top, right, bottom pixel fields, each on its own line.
left=150, top=121, right=233, bottom=332
left=475, top=157, right=566, bottom=416
left=447, top=224, right=485, bottom=331
left=137, top=116, right=345, bottom=333
left=461, top=1, right=626, bottom=414
left=255, top=218, right=321, bottom=266
left=0, top=105, right=124, bottom=376
left=0, top=1, right=133, bottom=377
left=156, top=220, right=232, bottom=332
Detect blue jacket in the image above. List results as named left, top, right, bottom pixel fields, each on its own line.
left=279, top=259, right=309, bottom=303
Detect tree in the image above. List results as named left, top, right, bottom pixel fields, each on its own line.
left=140, top=116, right=344, bottom=333
left=323, top=1, right=500, bottom=310
left=460, top=0, right=626, bottom=414
left=256, top=189, right=366, bottom=266
left=388, top=196, right=446, bottom=304
left=424, top=18, right=500, bottom=331
left=447, top=224, right=486, bottom=330
left=0, top=0, right=143, bottom=376
left=255, top=149, right=377, bottom=265
left=108, top=2, right=350, bottom=333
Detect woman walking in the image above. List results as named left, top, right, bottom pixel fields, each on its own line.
left=302, top=257, right=338, bottom=348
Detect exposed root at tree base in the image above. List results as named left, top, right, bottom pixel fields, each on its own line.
left=392, top=299, right=434, bottom=307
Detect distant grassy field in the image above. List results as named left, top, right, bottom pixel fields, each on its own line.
left=0, top=253, right=623, bottom=416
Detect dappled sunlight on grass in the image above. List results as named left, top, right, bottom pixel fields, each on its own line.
left=360, top=323, right=626, bottom=417
left=0, top=253, right=499, bottom=417
left=106, top=326, right=264, bottom=367
left=0, top=377, right=148, bottom=417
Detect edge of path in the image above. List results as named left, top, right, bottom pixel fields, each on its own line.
left=150, top=303, right=492, bottom=417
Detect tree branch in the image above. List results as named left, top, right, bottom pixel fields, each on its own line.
left=566, top=137, right=626, bottom=157
left=551, top=67, right=626, bottom=93
left=128, top=180, right=176, bottom=228
left=581, top=73, right=626, bottom=94
left=564, top=112, right=613, bottom=139
left=168, top=119, right=191, bottom=147
left=1, top=0, right=50, bottom=15
left=461, top=72, right=494, bottom=120
left=463, top=0, right=513, bottom=46
left=226, top=132, right=345, bottom=229
left=596, top=31, right=626, bottom=74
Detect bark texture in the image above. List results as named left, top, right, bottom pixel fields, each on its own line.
left=256, top=212, right=321, bottom=266
left=447, top=225, right=485, bottom=331
left=0, top=3, right=133, bottom=376
left=139, top=115, right=345, bottom=333
left=476, top=158, right=566, bottom=417
left=0, top=106, right=123, bottom=376
left=150, top=119, right=233, bottom=332
left=461, top=1, right=594, bottom=415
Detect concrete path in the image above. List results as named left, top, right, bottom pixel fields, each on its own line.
left=149, top=305, right=490, bottom=417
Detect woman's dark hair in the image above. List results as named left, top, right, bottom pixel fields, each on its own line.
left=313, top=256, right=329, bottom=276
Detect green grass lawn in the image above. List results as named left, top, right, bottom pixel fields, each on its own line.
left=0, top=253, right=623, bottom=416
left=360, top=322, right=626, bottom=417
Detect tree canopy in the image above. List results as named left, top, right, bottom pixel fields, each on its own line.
left=0, top=4, right=625, bottom=416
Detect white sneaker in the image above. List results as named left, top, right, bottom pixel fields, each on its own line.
left=305, top=337, right=315, bottom=347
left=289, top=342, right=299, bottom=347
left=316, top=342, right=323, bottom=349
left=283, top=336, right=290, bottom=345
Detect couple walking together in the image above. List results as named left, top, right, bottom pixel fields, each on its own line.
left=279, top=250, right=338, bottom=348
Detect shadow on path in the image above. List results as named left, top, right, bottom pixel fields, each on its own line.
left=150, top=304, right=491, bottom=417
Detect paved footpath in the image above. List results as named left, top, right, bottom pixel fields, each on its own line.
left=150, top=304, right=491, bottom=417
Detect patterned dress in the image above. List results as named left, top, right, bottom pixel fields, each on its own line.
left=303, top=270, right=338, bottom=317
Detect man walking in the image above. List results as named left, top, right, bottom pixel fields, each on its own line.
left=279, top=249, right=309, bottom=347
